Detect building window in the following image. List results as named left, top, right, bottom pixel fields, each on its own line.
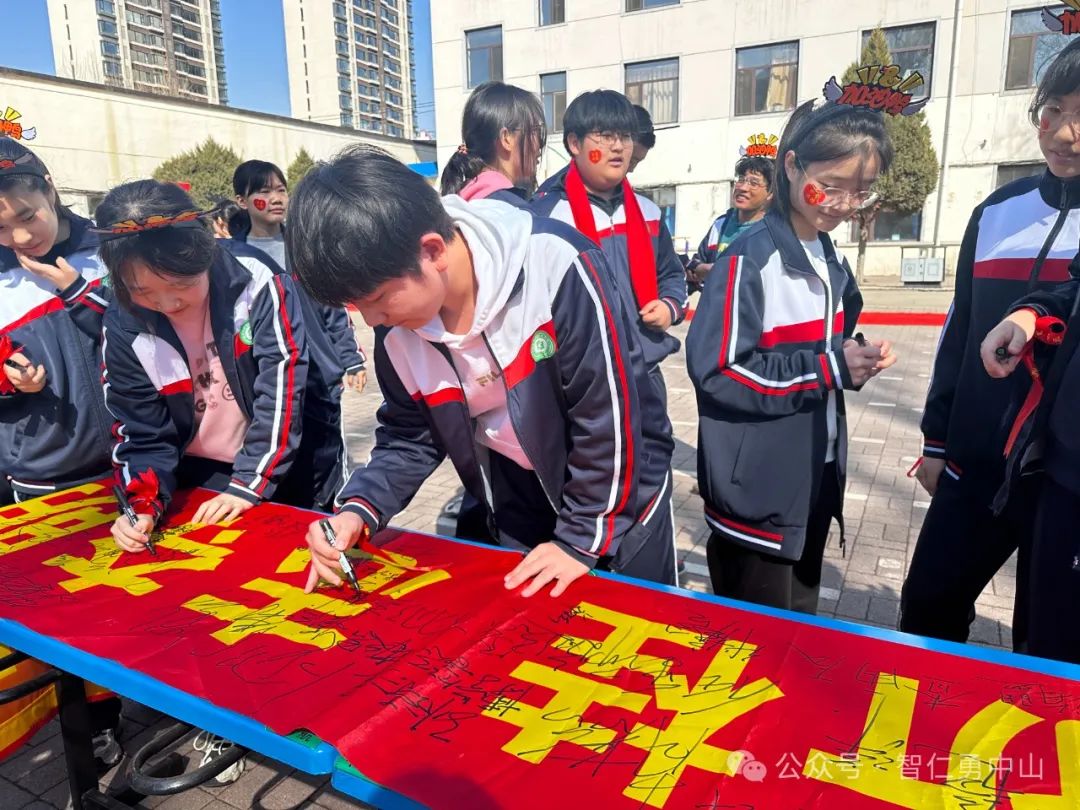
left=466, top=26, right=502, bottom=89
left=996, top=161, right=1044, bottom=188
left=735, top=41, right=798, bottom=116
left=626, top=0, right=678, bottom=10
left=337, top=57, right=349, bottom=73
left=101, top=40, right=120, bottom=57
left=338, top=76, right=352, bottom=92
left=340, top=94, right=353, bottom=110
left=852, top=210, right=923, bottom=242
left=625, top=58, right=679, bottom=124
left=1006, top=7, right=1070, bottom=90
left=388, top=124, right=404, bottom=138
left=96, top=0, right=115, bottom=15
left=540, top=0, right=565, bottom=25
left=341, top=112, right=354, bottom=127
left=98, top=19, right=117, bottom=36
left=335, top=21, right=348, bottom=36
left=638, top=186, right=677, bottom=234
left=862, top=23, right=935, bottom=98
left=336, top=39, right=350, bottom=55
left=102, top=59, right=122, bottom=77
left=333, top=2, right=347, bottom=19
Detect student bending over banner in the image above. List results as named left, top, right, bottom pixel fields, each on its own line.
left=288, top=145, right=676, bottom=596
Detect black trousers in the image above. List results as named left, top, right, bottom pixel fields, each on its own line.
left=900, top=474, right=1034, bottom=650
left=1026, top=476, right=1080, bottom=664
left=0, top=475, right=13, bottom=506
left=488, top=452, right=677, bottom=586
left=706, top=462, right=840, bottom=614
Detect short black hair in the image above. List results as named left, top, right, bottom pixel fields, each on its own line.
left=230, top=160, right=287, bottom=234
left=286, top=145, right=457, bottom=307
left=1030, top=37, right=1080, bottom=124
left=632, top=104, right=656, bottom=149
left=562, top=89, right=638, bottom=153
left=96, top=179, right=217, bottom=309
left=734, top=156, right=775, bottom=190
left=774, top=101, right=894, bottom=219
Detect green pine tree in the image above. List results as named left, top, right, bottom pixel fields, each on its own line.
left=152, top=138, right=242, bottom=209
left=841, top=28, right=939, bottom=280
left=287, top=148, right=317, bottom=188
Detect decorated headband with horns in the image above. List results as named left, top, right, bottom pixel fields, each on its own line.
left=90, top=209, right=210, bottom=241
left=821, top=64, right=929, bottom=117
left=0, top=151, right=46, bottom=178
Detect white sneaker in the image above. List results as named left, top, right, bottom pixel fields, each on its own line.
left=191, top=730, right=246, bottom=786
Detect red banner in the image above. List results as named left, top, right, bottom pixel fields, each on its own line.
left=1, top=481, right=1079, bottom=808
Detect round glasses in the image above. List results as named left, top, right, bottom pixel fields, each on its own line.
left=796, top=159, right=879, bottom=211
left=587, top=130, right=635, bottom=147
left=1030, top=103, right=1080, bottom=133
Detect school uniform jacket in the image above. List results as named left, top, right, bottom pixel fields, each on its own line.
left=694, top=208, right=738, bottom=265
left=338, top=199, right=661, bottom=568
left=686, top=210, right=861, bottom=561
left=231, top=225, right=366, bottom=390
left=922, top=171, right=1080, bottom=502
left=531, top=167, right=688, bottom=368
left=101, top=243, right=308, bottom=515
left=0, top=215, right=114, bottom=497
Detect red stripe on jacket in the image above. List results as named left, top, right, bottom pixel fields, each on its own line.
left=759, top=312, right=845, bottom=348
left=973, top=257, right=1071, bottom=283
left=580, top=253, right=635, bottom=555
left=256, top=276, right=300, bottom=495
left=1, top=297, right=64, bottom=334
left=411, top=387, right=466, bottom=408
left=503, top=320, right=556, bottom=389
left=717, top=255, right=740, bottom=369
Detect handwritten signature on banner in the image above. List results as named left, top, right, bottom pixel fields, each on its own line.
left=1, top=483, right=1080, bottom=809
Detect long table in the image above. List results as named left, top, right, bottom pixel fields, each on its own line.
left=2, top=480, right=1080, bottom=809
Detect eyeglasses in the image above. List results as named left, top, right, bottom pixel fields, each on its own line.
left=586, top=130, right=634, bottom=147
left=734, top=175, right=767, bottom=190
left=796, top=159, right=879, bottom=211
left=1031, top=103, right=1080, bottom=133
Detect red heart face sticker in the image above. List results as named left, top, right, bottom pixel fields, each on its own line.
left=252, top=198, right=267, bottom=211
left=803, top=183, right=827, bottom=206
left=588, top=149, right=602, bottom=164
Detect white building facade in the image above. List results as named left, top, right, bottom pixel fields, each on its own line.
left=46, top=0, right=228, bottom=105
left=284, top=0, right=418, bottom=139
left=1, top=68, right=435, bottom=218
left=431, top=0, right=1073, bottom=277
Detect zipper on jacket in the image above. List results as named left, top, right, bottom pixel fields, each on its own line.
left=1026, top=184, right=1071, bottom=291
left=481, top=331, right=560, bottom=515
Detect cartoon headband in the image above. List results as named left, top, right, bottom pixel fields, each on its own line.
left=90, top=210, right=210, bottom=242
left=821, top=64, right=929, bottom=117
left=0, top=151, right=46, bottom=178
left=740, top=134, right=779, bottom=160
left=1042, top=0, right=1080, bottom=34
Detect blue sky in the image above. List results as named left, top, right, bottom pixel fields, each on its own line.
left=3, top=0, right=435, bottom=133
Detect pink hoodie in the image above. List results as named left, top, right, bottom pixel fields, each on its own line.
left=458, top=169, right=514, bottom=201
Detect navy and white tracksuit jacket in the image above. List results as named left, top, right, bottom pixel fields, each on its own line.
left=923, top=171, right=1080, bottom=503
left=102, top=243, right=308, bottom=516
left=0, top=215, right=114, bottom=499
left=338, top=198, right=666, bottom=570
left=694, top=208, right=739, bottom=265
left=687, top=210, right=861, bottom=562
left=230, top=225, right=366, bottom=398
left=531, top=167, right=688, bottom=369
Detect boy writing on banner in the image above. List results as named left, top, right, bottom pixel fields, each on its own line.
left=287, top=146, right=677, bottom=595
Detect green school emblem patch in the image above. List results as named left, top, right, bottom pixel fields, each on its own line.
left=239, top=321, right=254, bottom=346
left=530, top=330, right=556, bottom=362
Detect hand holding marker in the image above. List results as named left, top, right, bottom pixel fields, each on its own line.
left=113, top=484, right=157, bottom=556
left=320, top=518, right=362, bottom=595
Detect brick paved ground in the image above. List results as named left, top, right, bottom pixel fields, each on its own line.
left=11, top=312, right=1022, bottom=809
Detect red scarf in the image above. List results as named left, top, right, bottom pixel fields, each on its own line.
left=564, top=162, right=659, bottom=307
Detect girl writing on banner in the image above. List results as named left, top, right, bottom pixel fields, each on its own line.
left=686, top=98, right=898, bottom=612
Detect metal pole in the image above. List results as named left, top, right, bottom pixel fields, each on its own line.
left=932, top=0, right=965, bottom=251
